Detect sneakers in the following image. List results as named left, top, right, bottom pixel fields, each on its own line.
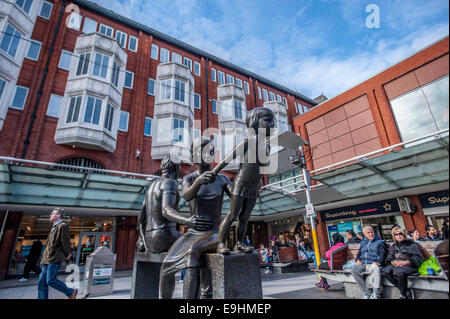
left=68, top=288, right=78, bottom=299
left=315, top=280, right=330, bottom=289
left=363, top=293, right=372, bottom=299
left=18, top=277, right=28, bottom=282
left=369, top=293, right=381, bottom=299
left=264, top=269, right=271, bottom=274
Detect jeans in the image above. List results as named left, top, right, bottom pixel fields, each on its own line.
left=351, top=263, right=381, bottom=295
left=265, top=256, right=273, bottom=272
left=38, top=263, right=74, bottom=299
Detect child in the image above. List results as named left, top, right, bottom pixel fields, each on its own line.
left=213, top=107, right=275, bottom=254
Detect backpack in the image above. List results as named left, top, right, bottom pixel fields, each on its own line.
left=418, top=256, right=442, bottom=276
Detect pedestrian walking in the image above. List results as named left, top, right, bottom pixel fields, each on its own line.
left=38, top=208, right=77, bottom=299
left=18, top=239, right=43, bottom=282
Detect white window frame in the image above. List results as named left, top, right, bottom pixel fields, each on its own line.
left=99, top=23, right=114, bottom=37
left=269, top=91, right=276, bottom=102
left=1, top=23, right=23, bottom=58
left=46, top=93, right=63, bottom=118
left=111, top=60, right=120, bottom=87
left=82, top=17, right=97, bottom=34
left=211, top=68, right=216, bottom=82
left=236, top=78, right=242, bottom=88
left=144, top=117, right=152, bottom=136
left=10, top=85, right=29, bottom=110
left=15, top=0, right=33, bottom=15
left=194, top=93, right=201, bottom=109
left=244, top=81, right=249, bottom=94
left=262, top=89, right=269, bottom=102
left=194, top=61, right=201, bottom=76
left=39, top=1, right=53, bottom=19
left=68, top=12, right=81, bottom=31
left=151, top=44, right=159, bottom=60
left=183, top=57, right=192, bottom=71
left=171, top=52, right=182, bottom=64
left=226, top=74, right=234, bottom=85
left=115, top=30, right=127, bottom=48
left=282, top=97, right=287, bottom=106
left=25, top=39, right=42, bottom=61
left=124, top=71, right=134, bottom=89
left=128, top=35, right=138, bottom=52
left=118, top=110, right=129, bottom=132
left=76, top=51, right=91, bottom=76
left=159, top=79, right=172, bottom=101
left=58, top=50, right=72, bottom=71
left=160, top=47, right=170, bottom=63
left=174, top=79, right=186, bottom=103
left=147, top=78, right=155, bottom=96
left=91, top=52, right=109, bottom=78
left=218, top=71, right=225, bottom=84
left=172, top=118, right=186, bottom=143
left=258, top=87, right=262, bottom=99
left=212, top=99, right=217, bottom=114
left=276, top=94, right=282, bottom=103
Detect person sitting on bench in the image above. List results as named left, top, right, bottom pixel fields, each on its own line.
left=315, top=233, right=346, bottom=290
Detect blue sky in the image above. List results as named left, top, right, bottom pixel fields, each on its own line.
left=90, top=0, right=449, bottom=100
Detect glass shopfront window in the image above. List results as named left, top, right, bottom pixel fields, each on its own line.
left=8, top=215, right=116, bottom=276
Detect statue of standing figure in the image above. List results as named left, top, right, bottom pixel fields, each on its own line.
left=159, top=137, right=233, bottom=299
left=214, top=107, right=275, bottom=254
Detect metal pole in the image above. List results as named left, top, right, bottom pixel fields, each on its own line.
left=0, top=210, right=9, bottom=246
left=299, top=147, right=321, bottom=267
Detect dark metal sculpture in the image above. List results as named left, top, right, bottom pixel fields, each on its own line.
left=159, top=137, right=232, bottom=299
left=137, top=156, right=181, bottom=253
left=214, top=107, right=275, bottom=254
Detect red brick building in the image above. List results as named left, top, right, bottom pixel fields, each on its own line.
left=293, top=37, right=449, bottom=257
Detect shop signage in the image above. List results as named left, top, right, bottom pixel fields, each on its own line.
left=320, top=199, right=400, bottom=222
left=418, top=190, right=449, bottom=209
left=92, top=278, right=111, bottom=286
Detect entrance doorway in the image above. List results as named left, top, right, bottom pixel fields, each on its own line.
left=76, top=232, right=114, bottom=269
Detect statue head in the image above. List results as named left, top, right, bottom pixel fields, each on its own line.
left=191, top=137, right=214, bottom=167
left=161, top=156, right=180, bottom=179
left=246, top=107, right=275, bottom=137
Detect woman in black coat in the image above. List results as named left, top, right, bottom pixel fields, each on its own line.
left=382, top=226, right=424, bottom=299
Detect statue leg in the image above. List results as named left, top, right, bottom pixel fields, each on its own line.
left=217, top=196, right=245, bottom=254
left=159, top=266, right=175, bottom=299
left=235, top=198, right=257, bottom=252
left=199, top=268, right=213, bottom=299
left=183, top=268, right=200, bottom=299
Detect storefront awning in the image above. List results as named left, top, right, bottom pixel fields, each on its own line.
left=310, top=135, right=449, bottom=199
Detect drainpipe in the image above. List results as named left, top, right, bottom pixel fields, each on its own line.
left=21, top=0, right=67, bottom=158
left=251, top=77, right=258, bottom=107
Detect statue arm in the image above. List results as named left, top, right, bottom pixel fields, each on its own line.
left=212, top=139, right=247, bottom=175
left=138, top=199, right=148, bottom=251
left=161, top=180, right=188, bottom=225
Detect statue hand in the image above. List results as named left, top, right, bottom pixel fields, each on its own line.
left=186, top=216, right=211, bottom=231
left=197, top=171, right=216, bottom=185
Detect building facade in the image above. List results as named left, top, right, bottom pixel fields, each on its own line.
left=0, top=0, right=316, bottom=278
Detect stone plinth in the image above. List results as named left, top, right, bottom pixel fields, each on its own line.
left=131, top=252, right=167, bottom=299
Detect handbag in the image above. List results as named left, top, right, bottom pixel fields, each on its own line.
left=418, top=256, right=442, bottom=276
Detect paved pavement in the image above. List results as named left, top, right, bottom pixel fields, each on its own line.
left=0, top=269, right=350, bottom=299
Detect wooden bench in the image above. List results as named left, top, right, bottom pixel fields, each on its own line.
left=314, top=240, right=449, bottom=299
left=271, top=246, right=311, bottom=274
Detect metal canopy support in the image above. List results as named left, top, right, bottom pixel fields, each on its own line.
left=357, top=161, right=403, bottom=190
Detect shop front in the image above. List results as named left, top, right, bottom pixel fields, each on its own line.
left=418, top=190, right=449, bottom=231
left=320, top=198, right=406, bottom=245
left=8, top=214, right=116, bottom=277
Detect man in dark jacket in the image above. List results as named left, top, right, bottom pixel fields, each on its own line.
left=19, top=239, right=43, bottom=282
left=423, top=225, right=443, bottom=241
left=351, top=226, right=386, bottom=299
left=345, top=230, right=361, bottom=244
left=38, top=208, right=77, bottom=299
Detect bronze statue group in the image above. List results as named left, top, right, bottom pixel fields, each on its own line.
left=137, top=107, right=275, bottom=299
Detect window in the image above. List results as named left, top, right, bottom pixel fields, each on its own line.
left=218, top=71, right=225, bottom=84
left=276, top=94, right=282, bottom=103
left=390, top=75, right=449, bottom=142
left=99, top=24, right=113, bottom=37
left=183, top=57, right=192, bottom=71
left=111, top=61, right=120, bottom=87
left=92, top=52, right=109, bottom=78
left=0, top=78, right=6, bottom=103
left=282, top=97, right=287, bottom=106
left=173, top=118, right=185, bottom=143
left=234, top=100, right=243, bottom=119
left=244, top=81, right=249, bottom=94
left=262, top=89, right=268, bottom=102
left=26, top=40, right=41, bottom=60
left=236, top=78, right=242, bottom=88
left=144, top=117, right=152, bottom=136
left=76, top=52, right=90, bottom=76
left=226, top=74, right=234, bottom=85
left=151, top=44, right=158, bottom=60
left=147, top=78, right=155, bottom=95
left=46, top=94, right=63, bottom=117
left=68, top=12, right=81, bottom=30
left=104, top=103, right=115, bottom=131
left=174, top=80, right=186, bottom=103
left=221, top=99, right=233, bottom=118
left=39, top=1, right=53, bottom=19
left=124, top=71, right=134, bottom=88
left=269, top=91, right=275, bottom=102
left=66, top=96, right=82, bottom=123
left=194, top=61, right=201, bottom=76
left=0, top=23, right=23, bottom=58
left=15, top=0, right=33, bottom=14
left=194, top=93, right=201, bottom=109
left=160, top=48, right=169, bottom=63
left=258, top=87, right=262, bottom=99
left=211, top=68, right=216, bottom=82
left=212, top=134, right=218, bottom=150
left=84, top=96, right=102, bottom=125
left=10, top=86, right=29, bottom=110
left=128, top=35, right=138, bottom=52
left=212, top=99, right=217, bottom=114
left=82, top=17, right=97, bottom=34
left=171, top=52, right=182, bottom=64
left=119, top=111, right=129, bottom=132
left=115, top=30, right=127, bottom=48
left=160, top=79, right=171, bottom=101
left=58, top=50, right=72, bottom=70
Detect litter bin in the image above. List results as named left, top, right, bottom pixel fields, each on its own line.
left=84, top=246, right=116, bottom=297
